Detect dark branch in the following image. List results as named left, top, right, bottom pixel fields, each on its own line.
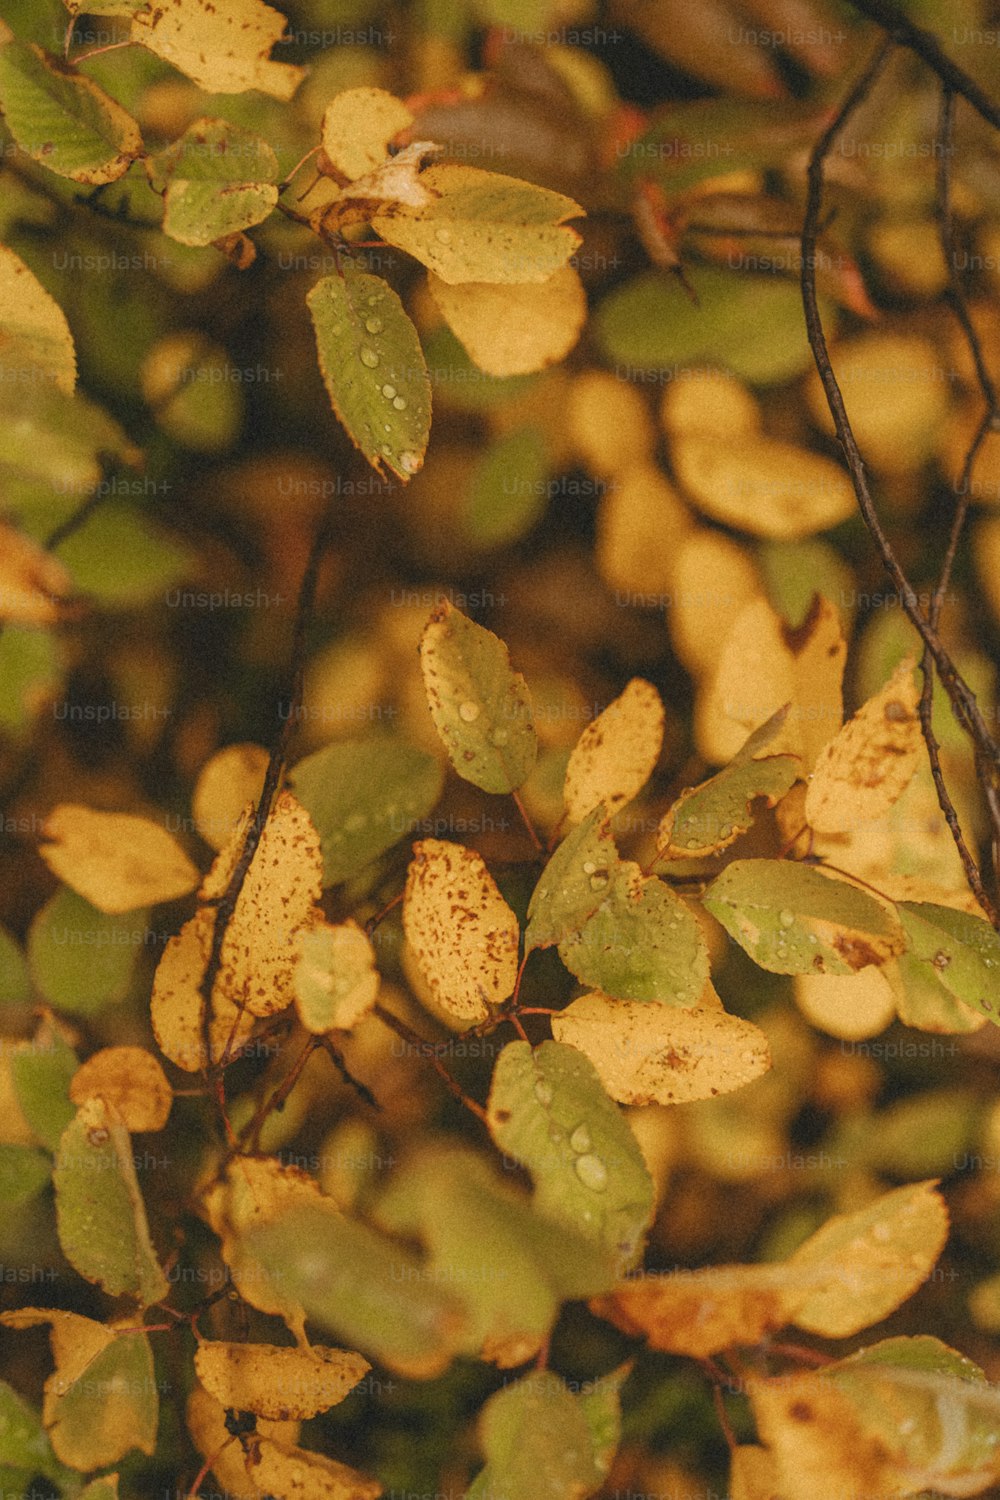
left=848, top=0, right=1000, bottom=130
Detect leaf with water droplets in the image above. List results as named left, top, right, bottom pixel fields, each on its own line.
left=403, top=839, right=519, bottom=1024
left=563, top=679, right=664, bottom=826
left=896, top=902, right=1000, bottom=1027
left=552, top=993, right=771, bottom=1104
left=151, top=116, right=279, bottom=247
left=419, top=601, right=537, bottom=793
left=465, top=1372, right=604, bottom=1500
left=308, top=264, right=431, bottom=482
left=558, top=865, right=709, bottom=1004
left=486, top=1040, right=654, bottom=1274
left=704, top=859, right=906, bottom=975
left=524, top=807, right=621, bottom=953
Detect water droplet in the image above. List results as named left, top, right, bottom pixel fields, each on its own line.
left=534, top=1079, right=553, bottom=1106
left=392, top=395, right=407, bottom=410
left=491, top=727, right=509, bottom=746
left=718, top=824, right=732, bottom=839
left=582, top=861, right=596, bottom=875
left=366, top=294, right=378, bottom=306
left=434, top=227, right=452, bottom=244
left=569, top=1123, right=591, bottom=1154
left=458, top=700, right=480, bottom=723
left=381, top=384, right=396, bottom=399
left=344, top=812, right=367, bottom=833
left=574, top=1153, right=608, bottom=1191
left=360, top=346, right=379, bottom=368
left=589, top=871, right=609, bottom=891
left=365, top=316, right=383, bottom=334
left=399, top=451, right=420, bottom=474
left=779, top=909, right=795, bottom=929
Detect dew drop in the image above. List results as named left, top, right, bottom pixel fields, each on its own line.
left=491, top=727, right=509, bottom=746
left=381, top=384, right=397, bottom=399
left=582, top=861, right=597, bottom=875
left=589, top=870, right=609, bottom=891
left=399, top=451, right=420, bottom=474
left=779, top=909, right=795, bottom=929
left=434, top=227, right=452, bottom=244
left=360, top=346, right=379, bottom=368
left=574, top=1153, right=608, bottom=1191
left=366, top=294, right=378, bottom=306
left=392, top=395, right=407, bottom=410
left=365, top=316, right=383, bottom=334
left=569, top=1123, right=592, bottom=1154
left=458, top=700, right=480, bottom=723
left=534, top=1079, right=554, bottom=1106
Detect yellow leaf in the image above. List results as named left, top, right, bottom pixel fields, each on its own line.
left=0, top=244, right=76, bottom=393
left=552, top=993, right=771, bottom=1104
left=787, top=1180, right=949, bottom=1337
left=325, top=141, right=440, bottom=219
left=0, top=522, right=74, bottom=625
left=806, top=331, right=949, bottom=474
left=567, top=370, right=655, bottom=478
left=194, top=1341, right=370, bottom=1420
left=130, top=0, right=305, bottom=99
left=696, top=599, right=795, bottom=764
left=667, top=528, right=763, bottom=680
left=294, top=920, right=380, bottom=1032
left=748, top=1372, right=899, bottom=1500
left=729, top=1444, right=781, bottom=1500
left=39, top=804, right=200, bottom=915
left=592, top=1262, right=794, bottom=1359
left=187, top=1383, right=300, bottom=1500
left=200, top=790, right=323, bottom=1017
left=150, top=909, right=257, bottom=1073
left=793, top=968, right=898, bottom=1042
left=788, top=596, right=847, bottom=773
left=595, top=463, right=692, bottom=600
left=671, top=432, right=855, bottom=540
left=659, top=368, right=761, bottom=440
left=564, top=678, right=664, bottom=824
left=191, top=742, right=269, bottom=851
left=69, top=1046, right=172, bottom=1132
left=403, top=839, right=519, bottom=1024
left=428, top=266, right=586, bottom=377
left=321, top=87, right=413, bottom=180
left=252, top=1439, right=382, bottom=1499
left=806, top=659, right=921, bottom=834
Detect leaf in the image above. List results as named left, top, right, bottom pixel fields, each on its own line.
left=0, top=1144, right=51, bottom=1205
left=0, top=522, right=73, bottom=626
left=793, top=967, right=898, bottom=1042
left=419, top=600, right=537, bottom=793
left=668, top=528, right=763, bottom=681
left=54, top=500, right=193, bottom=607
left=0, top=922, right=30, bottom=1004
left=403, top=839, right=520, bottom=1024
left=53, top=1096, right=168, bottom=1305
left=289, top=736, right=444, bottom=886
left=595, top=269, right=834, bottom=386
left=152, top=117, right=279, bottom=247
left=558, top=864, right=708, bottom=1005
left=194, top=1341, right=370, bottom=1420
left=246, top=1199, right=469, bottom=1377
left=552, top=994, right=771, bottom=1105
left=294, top=921, right=379, bottom=1032
left=192, top=742, right=269, bottom=851
left=38, top=804, right=199, bottom=914
left=563, top=678, right=664, bottom=825
left=592, top=1261, right=796, bottom=1359
left=251, top=1441, right=382, bottom=1499
left=372, top=164, right=583, bottom=285
left=28, top=887, right=149, bottom=1015
left=0, top=37, right=142, bottom=184
left=0, top=244, right=76, bottom=393
left=199, top=789, right=323, bottom=1018
left=806, top=331, right=949, bottom=475
left=805, top=659, right=921, bottom=835
left=671, top=431, right=856, bottom=540
left=0, top=1308, right=158, bottom=1470
left=149, top=909, right=256, bottom=1073
left=462, top=425, right=548, bottom=548
left=525, top=807, right=622, bottom=952
left=577, top=1364, right=629, bottom=1482
left=896, top=902, right=1000, bottom=1026
left=466, top=1372, right=603, bottom=1500
left=68, top=1046, right=172, bottom=1132
left=186, top=1384, right=301, bottom=1500
left=307, top=264, right=431, bottom=482
left=129, top=0, right=305, bottom=99
left=655, top=715, right=799, bottom=861
left=595, top=462, right=692, bottom=600
left=486, top=1039, right=654, bottom=1273
left=321, top=87, right=413, bottom=180
left=703, top=860, right=906, bottom=976
left=9, top=1019, right=77, bottom=1149
left=428, top=266, right=586, bottom=376
left=567, top=370, right=655, bottom=479
left=789, top=595, right=848, bottom=774
left=0, top=1379, right=74, bottom=1488
left=786, top=1181, right=950, bottom=1337
left=696, top=597, right=796, bottom=765
left=0, top=379, right=139, bottom=499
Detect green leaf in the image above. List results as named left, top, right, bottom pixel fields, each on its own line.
left=288, top=735, right=444, bottom=886
left=558, top=867, right=709, bottom=1004
left=152, top=117, right=279, bottom=246
left=655, top=735, right=799, bottom=862
left=0, top=1145, right=51, bottom=1206
left=525, top=806, right=621, bottom=952
left=466, top=1371, right=603, bottom=1500
left=28, top=886, right=149, bottom=1014
left=376, top=1145, right=617, bottom=1353
left=53, top=1096, right=168, bottom=1305
left=758, top=539, right=856, bottom=631
left=0, top=381, right=140, bottom=497
left=52, top=501, right=192, bottom=607
left=247, top=1200, right=468, bottom=1378
left=0, top=1381, right=71, bottom=1488
left=307, top=264, right=431, bottom=482
left=486, top=1040, right=654, bottom=1273
left=419, top=600, right=537, bottom=793
left=861, top=1089, right=980, bottom=1178
left=0, top=626, right=62, bottom=737
left=0, top=924, right=30, bottom=1004
left=703, top=859, right=906, bottom=976
left=371, top=164, right=582, bottom=285
left=897, top=902, right=1000, bottom=1025
left=617, top=98, right=823, bottom=194
left=577, top=1364, right=629, bottom=1481
left=10, top=1026, right=77, bottom=1149
left=595, top=268, right=834, bottom=386
left=461, top=425, right=548, bottom=548
left=0, top=37, right=142, bottom=184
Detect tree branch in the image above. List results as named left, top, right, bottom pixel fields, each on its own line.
left=848, top=0, right=1000, bottom=130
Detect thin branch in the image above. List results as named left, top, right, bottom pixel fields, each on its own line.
left=848, top=0, right=1000, bottom=130
left=372, top=1003, right=488, bottom=1121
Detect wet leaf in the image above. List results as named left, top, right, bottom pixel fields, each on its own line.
left=0, top=37, right=141, bottom=184
left=525, top=807, right=621, bottom=952
left=153, top=117, right=279, bottom=247
left=130, top=0, right=304, bottom=99
left=38, top=804, right=199, bottom=915
left=194, top=1341, right=370, bottom=1420
left=897, top=902, right=1000, bottom=1026
left=466, top=1372, right=603, bottom=1500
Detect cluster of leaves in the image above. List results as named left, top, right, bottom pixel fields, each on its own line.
left=3, top=0, right=1000, bottom=1497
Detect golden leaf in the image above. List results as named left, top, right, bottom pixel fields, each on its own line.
left=567, top=370, right=655, bottom=478
left=191, top=743, right=269, bottom=852
left=595, top=463, right=692, bottom=600
left=186, top=1383, right=300, bottom=1500
left=806, top=331, right=949, bottom=474
left=667, top=528, right=763, bottom=680
left=659, top=368, right=761, bottom=441
left=671, top=433, right=855, bottom=540
left=69, top=1046, right=172, bottom=1132
left=806, top=659, right=920, bottom=834
left=563, top=677, right=664, bottom=824
left=748, top=1373, right=898, bottom=1500
left=428, top=265, right=586, bottom=377
left=793, top=968, right=898, bottom=1042
left=39, top=804, right=199, bottom=915
left=150, top=909, right=257, bottom=1073
left=0, top=245, right=76, bottom=393
left=130, top=0, right=304, bottom=99
left=321, top=87, right=413, bottom=180
left=194, top=1341, right=370, bottom=1420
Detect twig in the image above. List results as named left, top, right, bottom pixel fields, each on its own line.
left=372, top=1003, right=488, bottom=1120
left=848, top=0, right=1000, bottom=130
left=317, top=1034, right=382, bottom=1111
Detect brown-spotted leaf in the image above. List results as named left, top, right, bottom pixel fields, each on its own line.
left=564, top=678, right=664, bottom=825
left=592, top=1262, right=795, bottom=1359
left=806, top=658, right=921, bottom=835
left=320, top=87, right=413, bottom=180
left=149, top=909, right=257, bottom=1073
left=130, top=0, right=304, bottom=99
left=194, top=1341, right=370, bottom=1420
